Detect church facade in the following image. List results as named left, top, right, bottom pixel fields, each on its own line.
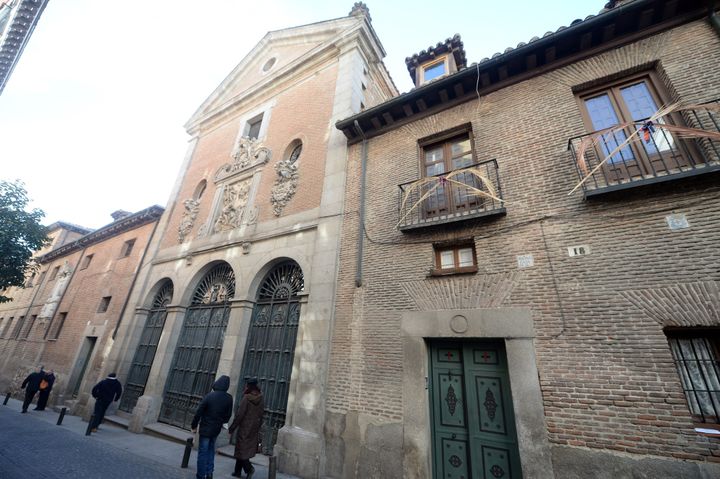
left=104, top=4, right=395, bottom=477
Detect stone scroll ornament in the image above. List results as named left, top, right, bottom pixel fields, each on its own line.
left=177, top=198, right=200, bottom=243
left=215, top=136, right=271, bottom=182
left=214, top=179, right=252, bottom=232
left=270, top=145, right=301, bottom=216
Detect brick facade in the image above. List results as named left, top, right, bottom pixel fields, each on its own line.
left=328, top=10, right=720, bottom=479
left=0, top=208, right=163, bottom=413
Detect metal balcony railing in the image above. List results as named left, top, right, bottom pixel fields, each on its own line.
left=568, top=99, right=720, bottom=197
left=397, top=159, right=506, bottom=231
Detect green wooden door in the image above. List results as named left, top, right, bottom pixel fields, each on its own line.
left=430, top=341, right=522, bottom=479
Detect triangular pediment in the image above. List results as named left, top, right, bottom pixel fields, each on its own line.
left=186, top=15, right=366, bottom=130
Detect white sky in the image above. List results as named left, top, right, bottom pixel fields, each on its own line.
left=0, top=0, right=600, bottom=229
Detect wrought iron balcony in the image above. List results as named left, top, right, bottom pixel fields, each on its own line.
left=397, top=159, right=506, bottom=231
left=568, top=99, right=720, bottom=197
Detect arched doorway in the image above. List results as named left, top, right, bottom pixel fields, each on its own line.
left=159, top=263, right=235, bottom=429
left=119, top=280, right=173, bottom=413
left=238, top=261, right=304, bottom=454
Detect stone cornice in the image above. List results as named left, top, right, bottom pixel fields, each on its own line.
left=37, top=205, right=165, bottom=264
left=0, top=0, right=49, bottom=95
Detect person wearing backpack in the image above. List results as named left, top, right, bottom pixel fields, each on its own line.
left=20, top=366, right=45, bottom=413
left=35, top=369, right=55, bottom=411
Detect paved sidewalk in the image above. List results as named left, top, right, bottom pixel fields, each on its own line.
left=1, top=397, right=296, bottom=479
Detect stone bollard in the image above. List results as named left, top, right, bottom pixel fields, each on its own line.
left=56, top=407, right=67, bottom=426
left=181, top=437, right=194, bottom=468
left=85, top=415, right=95, bottom=436
left=269, top=455, right=277, bottom=479
left=3, top=392, right=9, bottom=405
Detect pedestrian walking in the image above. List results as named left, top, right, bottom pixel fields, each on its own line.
left=191, top=375, right=233, bottom=479
left=20, top=366, right=45, bottom=413
left=35, top=369, right=55, bottom=411
left=89, top=372, right=122, bottom=432
left=229, top=378, right=264, bottom=479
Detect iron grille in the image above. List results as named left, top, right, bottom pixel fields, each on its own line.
left=568, top=98, right=720, bottom=196
left=159, top=264, right=234, bottom=429
left=667, top=334, right=720, bottom=424
left=397, top=159, right=505, bottom=231
left=119, top=281, right=173, bottom=413
left=238, top=261, right=303, bottom=455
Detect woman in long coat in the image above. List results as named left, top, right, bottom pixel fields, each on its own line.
left=229, top=379, right=264, bottom=478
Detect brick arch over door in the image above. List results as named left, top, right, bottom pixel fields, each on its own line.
left=119, top=279, right=173, bottom=413
left=159, top=262, right=235, bottom=429
left=237, top=259, right=304, bottom=455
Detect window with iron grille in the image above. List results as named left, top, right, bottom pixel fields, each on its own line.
left=666, top=330, right=720, bottom=425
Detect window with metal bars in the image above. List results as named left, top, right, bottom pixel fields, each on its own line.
left=666, top=331, right=720, bottom=425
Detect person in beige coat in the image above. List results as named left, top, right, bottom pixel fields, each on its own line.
left=229, top=378, right=265, bottom=478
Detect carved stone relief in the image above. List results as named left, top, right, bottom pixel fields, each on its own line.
left=214, top=179, right=252, bottom=232
left=177, top=198, right=200, bottom=243
left=270, top=147, right=301, bottom=216
left=39, top=261, right=73, bottom=321
left=215, top=136, right=271, bottom=183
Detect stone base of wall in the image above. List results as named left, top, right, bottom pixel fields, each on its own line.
left=552, top=445, right=720, bottom=479
left=275, top=425, right=322, bottom=478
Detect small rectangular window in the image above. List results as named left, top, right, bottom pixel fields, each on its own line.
left=25, top=273, right=36, bottom=287
left=46, top=312, right=67, bottom=340
left=49, top=265, right=61, bottom=280
left=666, top=330, right=720, bottom=425
left=81, top=254, right=94, bottom=270
left=11, top=316, right=25, bottom=339
left=1, top=317, right=14, bottom=338
left=98, top=296, right=112, bottom=313
left=245, top=114, right=263, bottom=140
left=121, top=238, right=136, bottom=258
left=433, top=243, right=478, bottom=275
left=19, top=315, right=37, bottom=339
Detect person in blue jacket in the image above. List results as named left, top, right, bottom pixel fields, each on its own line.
left=191, top=375, right=233, bottom=479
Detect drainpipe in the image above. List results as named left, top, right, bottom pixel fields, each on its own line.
left=354, top=120, right=368, bottom=287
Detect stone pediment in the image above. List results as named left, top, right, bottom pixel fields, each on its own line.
left=185, top=15, right=368, bottom=130
left=214, top=137, right=272, bottom=183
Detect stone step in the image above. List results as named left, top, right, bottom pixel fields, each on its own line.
left=144, top=421, right=193, bottom=445
left=104, top=414, right=130, bottom=429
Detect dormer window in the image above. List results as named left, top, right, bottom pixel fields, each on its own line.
left=405, top=34, right=467, bottom=88
left=421, top=57, right=448, bottom=83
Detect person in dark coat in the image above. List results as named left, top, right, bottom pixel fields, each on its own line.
left=90, top=372, right=123, bottom=432
left=229, top=379, right=265, bottom=479
left=20, top=366, right=44, bottom=413
left=34, top=369, right=55, bottom=411
left=191, top=375, right=233, bottom=479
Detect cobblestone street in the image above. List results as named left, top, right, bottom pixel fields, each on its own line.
left=0, top=399, right=291, bottom=479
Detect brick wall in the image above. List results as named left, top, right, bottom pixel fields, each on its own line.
left=328, top=19, right=720, bottom=464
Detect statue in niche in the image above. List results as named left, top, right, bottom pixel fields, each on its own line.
left=215, top=137, right=272, bottom=182
left=178, top=198, right=200, bottom=243
left=270, top=143, right=302, bottom=216
left=214, top=179, right=252, bottom=232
